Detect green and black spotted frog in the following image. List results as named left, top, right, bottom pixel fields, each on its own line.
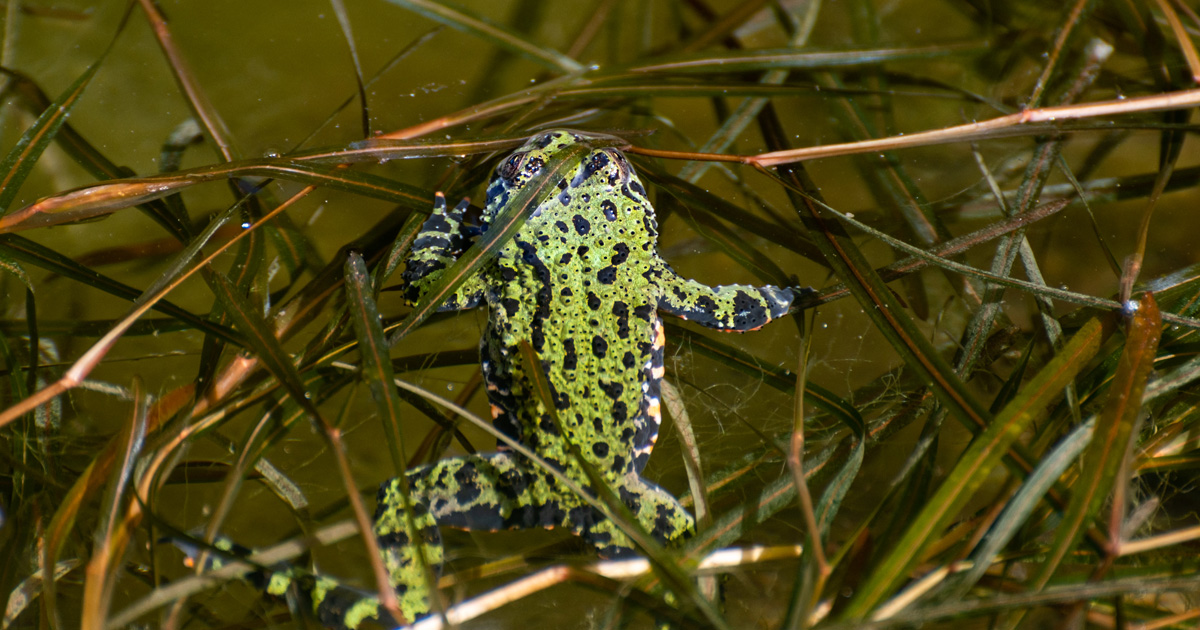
left=317, top=130, right=801, bottom=627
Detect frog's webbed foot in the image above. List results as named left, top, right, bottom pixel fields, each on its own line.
left=787, top=285, right=818, bottom=312
left=401, top=193, right=485, bottom=310
left=578, top=475, right=695, bottom=558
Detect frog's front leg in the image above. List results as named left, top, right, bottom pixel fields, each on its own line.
left=402, top=193, right=486, bottom=311
left=653, top=262, right=795, bottom=331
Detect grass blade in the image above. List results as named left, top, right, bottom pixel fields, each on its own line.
left=841, top=317, right=1104, bottom=618
left=383, top=0, right=583, bottom=73
left=1027, top=293, right=1162, bottom=589
left=0, top=13, right=126, bottom=214
left=344, top=252, right=407, bottom=473
left=343, top=251, right=441, bottom=622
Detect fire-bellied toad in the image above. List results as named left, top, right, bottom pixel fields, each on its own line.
left=321, top=129, right=801, bottom=627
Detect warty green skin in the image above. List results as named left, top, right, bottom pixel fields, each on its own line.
left=312, top=130, right=798, bottom=627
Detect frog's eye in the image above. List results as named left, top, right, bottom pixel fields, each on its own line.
left=602, top=149, right=632, bottom=182
left=499, top=152, right=527, bottom=181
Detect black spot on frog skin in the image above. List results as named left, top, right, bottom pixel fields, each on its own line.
left=560, top=287, right=573, bottom=297
left=559, top=252, right=572, bottom=265
left=629, top=180, right=646, bottom=197
left=524, top=156, right=544, bottom=177
left=375, top=530, right=411, bottom=549
left=592, top=442, right=609, bottom=458
left=577, top=244, right=589, bottom=257
left=573, top=215, right=591, bottom=235
left=592, top=335, right=608, bottom=358
left=562, top=339, right=577, bottom=370
left=622, top=351, right=636, bottom=368
left=558, top=190, right=571, bottom=206
left=501, top=266, right=517, bottom=282
left=531, top=326, right=545, bottom=351
left=611, top=242, right=629, bottom=265
left=454, top=469, right=482, bottom=503
left=501, top=297, right=520, bottom=317
left=677, top=294, right=721, bottom=326
left=592, top=418, right=604, bottom=432
left=587, top=292, right=601, bottom=310
left=588, top=150, right=610, bottom=173
left=613, top=401, right=629, bottom=422
left=601, top=199, right=618, bottom=221
left=555, top=220, right=569, bottom=233
left=637, top=340, right=652, bottom=356
left=642, top=214, right=657, bottom=237
left=612, top=301, right=630, bottom=338
left=597, top=266, right=617, bottom=284
left=500, top=467, right=528, bottom=494
left=621, top=184, right=643, bottom=203
left=695, top=294, right=718, bottom=314
left=633, top=304, right=654, bottom=321
left=567, top=505, right=601, bottom=534
left=599, top=380, right=623, bottom=400
left=732, top=290, right=768, bottom=328
left=459, top=503, right=508, bottom=531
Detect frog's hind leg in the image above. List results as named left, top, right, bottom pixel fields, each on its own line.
left=371, top=452, right=575, bottom=622
left=577, top=475, right=695, bottom=559
left=574, top=476, right=696, bottom=628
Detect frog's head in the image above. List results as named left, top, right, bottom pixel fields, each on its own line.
left=482, top=129, right=650, bottom=223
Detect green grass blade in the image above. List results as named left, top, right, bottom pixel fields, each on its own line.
left=383, top=0, right=583, bottom=73
left=0, top=235, right=241, bottom=345
left=938, top=414, right=1093, bottom=601
left=1028, top=293, right=1162, bottom=589
left=840, top=317, right=1104, bottom=618
left=627, top=42, right=981, bottom=74
left=0, top=50, right=106, bottom=214
left=343, top=251, right=441, bottom=620
left=343, top=252, right=407, bottom=473
left=0, top=67, right=191, bottom=240
left=655, top=193, right=791, bottom=287
left=0, top=160, right=430, bottom=233
left=206, top=271, right=319, bottom=420
left=776, top=162, right=993, bottom=430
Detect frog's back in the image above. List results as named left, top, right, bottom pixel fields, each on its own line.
left=479, top=131, right=665, bottom=478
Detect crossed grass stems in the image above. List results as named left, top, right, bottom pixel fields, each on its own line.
left=3, top=0, right=1200, bottom=628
